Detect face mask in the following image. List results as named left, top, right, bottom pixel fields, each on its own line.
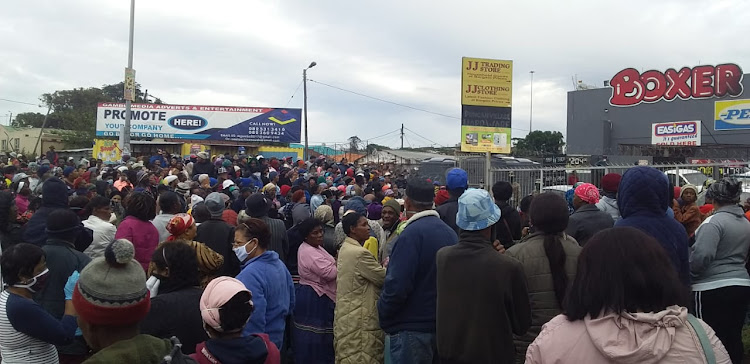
left=14, top=268, right=49, bottom=293
left=234, top=240, right=258, bottom=262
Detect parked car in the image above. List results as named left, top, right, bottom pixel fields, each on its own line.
left=665, top=169, right=709, bottom=192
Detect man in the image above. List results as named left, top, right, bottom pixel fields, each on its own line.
left=151, top=191, right=182, bottom=242
left=491, top=181, right=522, bottom=247
left=596, top=173, right=622, bottom=221
left=62, top=166, right=77, bottom=195
left=244, top=193, right=289, bottom=262
left=22, top=177, right=93, bottom=250
left=378, top=177, right=458, bottom=363
left=436, top=168, right=468, bottom=234
left=565, top=183, right=614, bottom=246
left=381, top=199, right=403, bottom=263
left=436, top=189, right=531, bottom=364
left=192, top=151, right=216, bottom=178
left=195, top=192, right=241, bottom=277
left=46, top=145, right=59, bottom=165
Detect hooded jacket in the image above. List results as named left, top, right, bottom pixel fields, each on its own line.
left=191, top=334, right=278, bottom=364
left=595, top=195, right=621, bottom=221
left=615, top=167, right=691, bottom=286
left=525, top=306, right=730, bottom=364
left=691, top=205, right=750, bottom=290
left=21, top=177, right=93, bottom=251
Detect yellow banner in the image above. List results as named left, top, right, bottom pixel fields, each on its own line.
left=461, top=57, right=513, bottom=107
left=93, top=139, right=122, bottom=163
left=461, top=126, right=510, bottom=154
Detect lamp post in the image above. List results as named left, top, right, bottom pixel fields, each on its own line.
left=303, top=61, right=316, bottom=162
left=529, top=70, right=535, bottom=135
left=122, top=0, right=135, bottom=159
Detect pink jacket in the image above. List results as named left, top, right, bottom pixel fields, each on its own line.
left=297, top=242, right=337, bottom=301
left=115, top=216, right=160, bottom=271
left=526, top=306, right=730, bottom=364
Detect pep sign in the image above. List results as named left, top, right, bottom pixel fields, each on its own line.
left=651, top=121, right=701, bottom=146
left=609, top=64, right=743, bottom=106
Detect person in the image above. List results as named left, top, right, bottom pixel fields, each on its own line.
left=46, top=145, right=59, bottom=165
left=616, top=166, right=691, bottom=286
left=234, top=218, right=295, bottom=349
left=436, top=168, right=467, bottom=234
left=244, top=193, right=289, bottom=262
left=115, top=191, right=160, bottom=271
left=691, top=178, right=750, bottom=363
left=0, top=243, right=78, bottom=363
left=293, top=218, right=337, bottom=363
left=491, top=181, right=522, bottom=248
left=595, top=173, right=621, bottom=221
left=152, top=191, right=182, bottom=243
left=0, top=190, right=23, bottom=250
left=192, top=152, right=216, bottom=178
left=333, top=197, right=387, bottom=258
left=565, top=183, right=614, bottom=246
left=310, top=183, right=326, bottom=215
left=191, top=277, right=280, bottom=363
left=378, top=177, right=458, bottom=363
left=283, top=190, right=311, bottom=228
left=505, top=193, right=581, bottom=362
left=436, top=189, right=531, bottom=364
left=82, top=196, right=117, bottom=259
left=22, top=177, right=93, bottom=250
left=674, top=184, right=704, bottom=237
left=73, top=239, right=195, bottom=363
left=153, top=213, right=224, bottom=288
left=380, top=198, right=403, bottom=263
left=314, top=204, right=338, bottom=256
left=525, top=227, right=730, bottom=364
left=334, top=212, right=386, bottom=364
left=141, top=241, right=208, bottom=355
left=196, top=193, right=241, bottom=278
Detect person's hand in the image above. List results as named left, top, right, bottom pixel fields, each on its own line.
left=492, top=240, right=506, bottom=254
left=383, top=256, right=390, bottom=268
left=521, top=227, right=530, bottom=238
left=64, top=271, right=80, bottom=300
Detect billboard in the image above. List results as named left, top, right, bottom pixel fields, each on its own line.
left=96, top=103, right=302, bottom=143
left=651, top=121, right=701, bottom=146
left=93, top=139, right=122, bottom=163
left=609, top=64, right=744, bottom=107
left=715, top=99, right=750, bottom=130
left=460, top=57, right=512, bottom=154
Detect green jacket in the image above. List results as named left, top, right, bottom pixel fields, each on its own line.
left=83, top=334, right=172, bottom=364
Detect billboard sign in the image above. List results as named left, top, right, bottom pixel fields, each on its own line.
left=93, top=139, right=122, bottom=164
left=96, top=103, right=302, bottom=143
left=651, top=121, right=701, bottom=146
left=714, top=99, right=750, bottom=130
left=460, top=57, right=512, bottom=154
left=609, top=64, right=743, bottom=107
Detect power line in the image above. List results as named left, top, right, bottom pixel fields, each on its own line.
left=404, top=126, right=449, bottom=148
left=0, top=98, right=43, bottom=107
left=284, top=81, right=303, bottom=107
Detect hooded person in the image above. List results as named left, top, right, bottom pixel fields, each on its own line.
left=436, top=168, right=468, bottom=235
left=195, top=193, right=242, bottom=278
left=565, top=183, right=614, bottom=246
left=21, top=177, right=93, bottom=251
left=73, top=239, right=195, bottom=363
left=673, top=184, right=704, bottom=237
left=437, top=189, right=531, bottom=364
left=595, top=173, right=621, bottom=221
left=615, top=166, right=690, bottom=286
left=244, top=193, right=289, bottom=263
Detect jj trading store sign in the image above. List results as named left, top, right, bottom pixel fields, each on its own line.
left=460, top=57, right=512, bottom=154
left=609, top=64, right=743, bottom=106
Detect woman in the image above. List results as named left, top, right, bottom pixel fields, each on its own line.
left=141, top=241, right=208, bottom=355
left=191, top=276, right=279, bottom=363
left=82, top=195, right=117, bottom=259
left=0, top=243, right=77, bottom=363
left=115, top=191, right=160, bottom=271
left=334, top=212, right=386, bottom=364
left=109, top=189, right=125, bottom=224
left=691, top=178, right=750, bottom=364
left=234, top=218, right=295, bottom=350
left=149, top=213, right=224, bottom=288
left=506, top=192, right=582, bottom=362
left=0, top=191, right=22, bottom=250
left=314, top=204, right=338, bottom=256
left=294, top=218, right=337, bottom=363
left=526, top=227, right=730, bottom=364
left=673, top=184, right=704, bottom=237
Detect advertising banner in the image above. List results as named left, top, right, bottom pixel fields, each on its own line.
left=715, top=99, right=750, bottom=130
left=461, top=57, right=513, bottom=154
left=651, top=121, right=701, bottom=146
left=96, top=103, right=302, bottom=143
left=93, top=139, right=122, bottom=163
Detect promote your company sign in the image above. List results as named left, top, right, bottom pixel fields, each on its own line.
left=651, top=121, right=701, bottom=146
left=96, top=103, right=302, bottom=143
left=715, top=99, right=750, bottom=130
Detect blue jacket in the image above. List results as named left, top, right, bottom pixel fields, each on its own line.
left=615, top=167, right=690, bottom=286
left=22, top=178, right=92, bottom=251
left=378, top=213, right=458, bottom=334
left=236, top=251, right=295, bottom=349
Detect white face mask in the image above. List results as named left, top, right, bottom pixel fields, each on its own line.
left=233, top=240, right=258, bottom=262
left=14, top=268, right=49, bottom=293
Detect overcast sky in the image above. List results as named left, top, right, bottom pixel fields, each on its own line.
left=1, top=0, right=749, bottom=149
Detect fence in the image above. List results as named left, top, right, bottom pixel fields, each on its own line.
left=474, top=161, right=750, bottom=208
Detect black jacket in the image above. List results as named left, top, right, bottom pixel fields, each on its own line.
left=491, top=202, right=522, bottom=247
left=565, top=204, right=614, bottom=246
left=140, top=287, right=207, bottom=355
left=196, top=219, right=241, bottom=277
left=192, top=160, right=217, bottom=178
left=35, top=239, right=91, bottom=319
left=436, top=197, right=460, bottom=235
left=22, top=178, right=93, bottom=251
left=436, top=231, right=531, bottom=364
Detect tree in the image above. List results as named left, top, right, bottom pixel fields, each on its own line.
left=513, top=130, right=565, bottom=156
left=348, top=136, right=361, bottom=153
left=13, top=112, right=47, bottom=128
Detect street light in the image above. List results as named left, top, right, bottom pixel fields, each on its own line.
left=529, top=70, right=535, bottom=135
left=303, top=61, right=317, bottom=161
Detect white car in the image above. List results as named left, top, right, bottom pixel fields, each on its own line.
left=665, top=169, right=709, bottom=192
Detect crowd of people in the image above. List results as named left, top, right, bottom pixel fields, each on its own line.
left=0, top=147, right=748, bottom=364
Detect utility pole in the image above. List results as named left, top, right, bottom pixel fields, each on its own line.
left=144, top=89, right=148, bottom=103
left=122, top=0, right=136, bottom=159
left=7, top=112, right=12, bottom=127
left=400, top=123, right=404, bottom=149
left=529, top=70, right=535, bottom=135
left=303, top=61, right=317, bottom=162
left=32, top=106, right=52, bottom=157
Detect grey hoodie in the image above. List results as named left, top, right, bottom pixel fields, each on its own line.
left=595, top=195, right=621, bottom=222
left=690, top=204, right=750, bottom=290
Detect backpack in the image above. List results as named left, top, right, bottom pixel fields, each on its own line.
left=161, top=337, right=198, bottom=364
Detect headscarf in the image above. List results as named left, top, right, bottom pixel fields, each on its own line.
left=314, top=205, right=335, bottom=227
left=574, top=183, right=600, bottom=204
left=166, top=213, right=194, bottom=241
left=706, top=177, right=742, bottom=204
left=262, top=183, right=277, bottom=194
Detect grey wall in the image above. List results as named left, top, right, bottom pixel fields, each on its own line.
left=566, top=76, right=750, bottom=155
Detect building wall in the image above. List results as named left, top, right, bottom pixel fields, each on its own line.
left=0, top=126, right=67, bottom=156
left=566, top=76, right=750, bottom=155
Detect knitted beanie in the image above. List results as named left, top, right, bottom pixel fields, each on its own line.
left=73, top=239, right=150, bottom=326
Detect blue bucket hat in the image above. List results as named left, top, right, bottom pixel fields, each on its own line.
left=456, top=188, right=501, bottom=231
